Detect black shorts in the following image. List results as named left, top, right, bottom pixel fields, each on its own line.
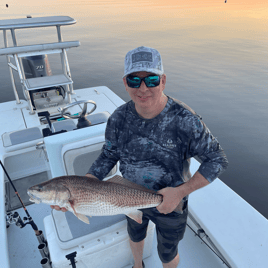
left=126, top=204, right=188, bottom=263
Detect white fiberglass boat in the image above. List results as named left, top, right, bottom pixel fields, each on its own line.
left=0, top=16, right=267, bottom=268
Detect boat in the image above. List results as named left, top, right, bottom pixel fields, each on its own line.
left=0, top=16, right=267, bottom=268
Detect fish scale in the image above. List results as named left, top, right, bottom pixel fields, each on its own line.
left=27, top=175, right=163, bottom=224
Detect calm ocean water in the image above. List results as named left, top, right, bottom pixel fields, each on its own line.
left=0, top=0, right=267, bottom=218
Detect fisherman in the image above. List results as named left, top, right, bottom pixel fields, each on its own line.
left=51, top=46, right=228, bottom=268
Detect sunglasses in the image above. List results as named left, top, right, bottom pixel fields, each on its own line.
left=126, top=75, right=161, bottom=88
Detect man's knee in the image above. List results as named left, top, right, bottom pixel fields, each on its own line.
left=126, top=215, right=149, bottom=242
left=157, top=243, right=179, bottom=263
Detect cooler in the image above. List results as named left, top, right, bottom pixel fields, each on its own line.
left=44, top=210, right=155, bottom=268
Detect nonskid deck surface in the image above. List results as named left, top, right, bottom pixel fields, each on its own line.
left=8, top=203, right=227, bottom=268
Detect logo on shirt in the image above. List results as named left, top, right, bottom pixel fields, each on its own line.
left=163, top=139, right=177, bottom=149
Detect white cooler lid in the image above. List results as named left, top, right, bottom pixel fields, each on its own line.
left=51, top=209, right=126, bottom=249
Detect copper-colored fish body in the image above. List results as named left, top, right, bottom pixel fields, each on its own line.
left=27, top=175, right=162, bottom=224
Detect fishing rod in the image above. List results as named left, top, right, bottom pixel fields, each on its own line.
left=1, top=160, right=76, bottom=268
left=0, top=160, right=40, bottom=233
left=0, top=160, right=49, bottom=252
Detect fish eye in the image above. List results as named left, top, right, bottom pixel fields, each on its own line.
left=37, top=186, right=43, bottom=192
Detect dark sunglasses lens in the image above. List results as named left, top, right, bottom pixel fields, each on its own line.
left=126, top=75, right=161, bottom=88
left=144, top=76, right=160, bottom=87
left=126, top=76, right=141, bottom=88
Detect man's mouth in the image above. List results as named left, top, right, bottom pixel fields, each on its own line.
left=138, top=96, right=150, bottom=100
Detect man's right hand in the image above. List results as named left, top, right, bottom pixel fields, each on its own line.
left=50, top=173, right=99, bottom=212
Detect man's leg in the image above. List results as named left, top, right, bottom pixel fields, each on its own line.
left=151, top=206, right=188, bottom=267
left=162, top=253, right=180, bottom=268
left=129, top=239, right=145, bottom=268
left=126, top=213, right=149, bottom=268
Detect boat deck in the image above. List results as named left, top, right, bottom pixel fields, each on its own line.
left=8, top=203, right=227, bottom=268
left=2, top=87, right=268, bottom=268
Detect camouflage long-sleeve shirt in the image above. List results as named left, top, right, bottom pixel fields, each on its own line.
left=89, top=96, right=228, bottom=207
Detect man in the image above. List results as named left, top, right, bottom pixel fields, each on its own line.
left=52, top=46, right=228, bottom=268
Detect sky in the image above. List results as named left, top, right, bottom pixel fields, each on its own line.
left=1, top=0, right=267, bottom=36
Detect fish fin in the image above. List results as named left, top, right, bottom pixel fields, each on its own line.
left=126, top=210, right=143, bottom=224
left=108, top=175, right=156, bottom=194
left=68, top=199, right=90, bottom=224
left=76, top=213, right=90, bottom=224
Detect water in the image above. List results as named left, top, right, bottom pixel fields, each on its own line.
left=0, top=0, right=267, bottom=219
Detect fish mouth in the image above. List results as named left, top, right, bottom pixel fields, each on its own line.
left=27, top=191, right=42, bottom=204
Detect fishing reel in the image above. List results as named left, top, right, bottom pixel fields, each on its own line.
left=6, top=211, right=34, bottom=229
left=6, top=211, right=26, bottom=228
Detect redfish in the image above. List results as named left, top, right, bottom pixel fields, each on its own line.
left=27, top=175, right=163, bottom=224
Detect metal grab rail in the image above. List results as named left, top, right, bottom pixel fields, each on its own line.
left=0, top=41, right=80, bottom=56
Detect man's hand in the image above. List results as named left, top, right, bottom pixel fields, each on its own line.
left=50, top=173, right=99, bottom=212
left=156, top=171, right=210, bottom=214
left=50, top=205, right=68, bottom=212
left=156, top=187, right=183, bottom=214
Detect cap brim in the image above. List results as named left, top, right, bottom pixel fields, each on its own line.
left=123, top=68, right=164, bottom=78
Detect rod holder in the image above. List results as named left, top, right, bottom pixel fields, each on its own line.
left=38, top=243, right=50, bottom=259
left=36, top=230, right=47, bottom=245
left=40, top=257, right=52, bottom=268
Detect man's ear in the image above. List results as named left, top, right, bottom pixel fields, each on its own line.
left=161, top=74, right=166, bottom=86
left=161, top=74, right=166, bottom=92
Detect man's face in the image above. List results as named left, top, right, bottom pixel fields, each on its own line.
left=123, top=71, right=166, bottom=112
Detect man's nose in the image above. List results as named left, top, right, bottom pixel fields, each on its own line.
left=139, top=81, right=148, bottom=92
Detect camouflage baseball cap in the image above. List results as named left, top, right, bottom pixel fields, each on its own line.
left=123, top=46, right=164, bottom=78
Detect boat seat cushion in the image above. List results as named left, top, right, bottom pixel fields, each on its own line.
left=52, top=119, right=76, bottom=132
left=2, top=127, right=42, bottom=147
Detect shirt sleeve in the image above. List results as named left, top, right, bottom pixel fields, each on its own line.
left=186, top=115, right=229, bottom=183
left=88, top=113, right=121, bottom=180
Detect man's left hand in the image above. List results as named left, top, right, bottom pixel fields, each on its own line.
left=156, top=187, right=183, bottom=214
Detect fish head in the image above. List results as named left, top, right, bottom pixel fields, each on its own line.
left=27, top=180, right=71, bottom=206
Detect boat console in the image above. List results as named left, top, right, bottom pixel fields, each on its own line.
left=0, top=16, right=79, bottom=115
